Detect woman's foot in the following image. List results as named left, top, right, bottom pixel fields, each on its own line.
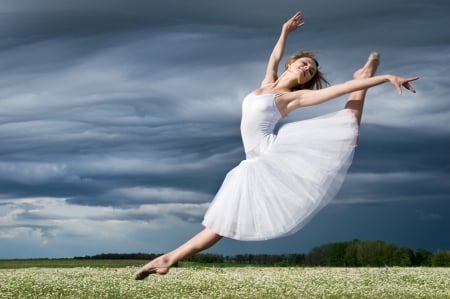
left=134, top=266, right=169, bottom=280
left=134, top=257, right=171, bottom=280
left=353, top=52, right=380, bottom=79
left=345, top=52, right=380, bottom=125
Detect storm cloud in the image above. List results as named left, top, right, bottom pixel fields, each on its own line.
left=0, top=0, right=449, bottom=258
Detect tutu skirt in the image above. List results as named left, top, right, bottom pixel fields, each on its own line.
left=202, top=109, right=359, bottom=240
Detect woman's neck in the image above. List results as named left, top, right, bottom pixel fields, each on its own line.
left=273, top=71, right=299, bottom=91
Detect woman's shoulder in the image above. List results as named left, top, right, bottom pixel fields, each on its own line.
left=253, top=85, right=292, bottom=96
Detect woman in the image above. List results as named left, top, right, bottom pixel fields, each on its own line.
left=134, top=11, right=418, bottom=279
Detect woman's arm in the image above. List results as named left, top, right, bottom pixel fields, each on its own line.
left=261, top=12, right=304, bottom=87
left=280, top=75, right=419, bottom=113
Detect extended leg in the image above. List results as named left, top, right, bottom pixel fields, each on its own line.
left=344, top=52, right=380, bottom=125
left=134, top=228, right=222, bottom=280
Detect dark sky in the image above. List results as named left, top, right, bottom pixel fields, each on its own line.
left=0, top=0, right=449, bottom=258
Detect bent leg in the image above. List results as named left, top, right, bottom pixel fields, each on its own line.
left=345, top=52, right=380, bottom=125
left=135, top=228, right=222, bottom=279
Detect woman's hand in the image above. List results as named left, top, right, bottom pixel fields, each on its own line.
left=282, top=11, right=304, bottom=33
left=389, top=75, right=420, bottom=95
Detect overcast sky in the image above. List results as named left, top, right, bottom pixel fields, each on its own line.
left=0, top=0, right=449, bottom=259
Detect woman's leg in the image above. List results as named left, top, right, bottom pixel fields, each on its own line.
left=345, top=52, right=380, bottom=125
left=134, top=227, right=222, bottom=279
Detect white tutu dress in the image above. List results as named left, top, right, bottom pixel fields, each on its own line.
left=202, top=92, right=359, bottom=240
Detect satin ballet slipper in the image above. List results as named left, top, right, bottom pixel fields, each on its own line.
left=366, top=52, right=380, bottom=71
left=134, top=266, right=169, bottom=280
left=368, top=51, right=380, bottom=61
left=354, top=52, right=380, bottom=80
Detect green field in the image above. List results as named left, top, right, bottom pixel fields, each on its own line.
left=0, top=260, right=448, bottom=298
left=0, top=259, right=147, bottom=269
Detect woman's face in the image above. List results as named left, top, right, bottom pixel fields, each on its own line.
left=288, top=57, right=317, bottom=84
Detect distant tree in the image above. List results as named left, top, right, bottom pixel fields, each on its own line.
left=234, top=254, right=248, bottom=264
left=394, top=247, right=414, bottom=267
left=431, top=250, right=450, bottom=266
left=304, top=245, right=327, bottom=266
left=324, top=242, right=348, bottom=266
left=304, top=239, right=420, bottom=267
left=186, top=253, right=224, bottom=263
left=413, top=248, right=432, bottom=266
left=73, top=240, right=448, bottom=267
left=344, top=239, right=360, bottom=266
left=285, top=253, right=305, bottom=266
left=356, top=240, right=399, bottom=266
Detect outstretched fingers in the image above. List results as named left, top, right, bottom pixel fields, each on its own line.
left=284, top=11, right=304, bottom=32
left=293, top=11, right=304, bottom=28
left=402, top=76, right=419, bottom=94
left=395, top=76, right=419, bottom=95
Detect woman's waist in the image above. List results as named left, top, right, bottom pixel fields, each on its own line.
left=242, top=133, right=277, bottom=160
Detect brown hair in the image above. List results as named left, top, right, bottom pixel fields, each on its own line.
left=284, top=51, right=329, bottom=90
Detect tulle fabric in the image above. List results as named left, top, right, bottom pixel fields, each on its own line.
left=202, top=109, right=359, bottom=241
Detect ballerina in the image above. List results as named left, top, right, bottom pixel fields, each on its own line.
left=134, top=11, right=418, bottom=279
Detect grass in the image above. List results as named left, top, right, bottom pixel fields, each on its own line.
left=0, top=259, right=147, bottom=269
left=0, top=260, right=449, bottom=298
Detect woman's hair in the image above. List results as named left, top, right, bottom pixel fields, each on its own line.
left=284, top=51, right=329, bottom=90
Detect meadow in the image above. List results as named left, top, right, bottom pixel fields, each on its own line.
left=0, top=260, right=448, bottom=298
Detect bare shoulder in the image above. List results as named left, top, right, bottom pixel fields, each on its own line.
left=276, top=90, right=308, bottom=103
left=275, top=92, right=296, bottom=116
left=260, top=80, right=276, bottom=89
left=276, top=90, right=314, bottom=115
left=254, top=85, right=279, bottom=95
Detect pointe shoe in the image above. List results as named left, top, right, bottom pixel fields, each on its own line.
left=366, top=52, right=380, bottom=70
left=368, top=51, right=380, bottom=61
left=354, top=52, right=380, bottom=79
left=134, top=266, right=169, bottom=280
left=366, top=52, right=380, bottom=75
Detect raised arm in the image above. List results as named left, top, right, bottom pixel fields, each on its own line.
left=261, top=12, right=304, bottom=87
left=280, top=75, right=419, bottom=114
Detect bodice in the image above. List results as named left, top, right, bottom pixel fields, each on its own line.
left=240, top=93, right=282, bottom=159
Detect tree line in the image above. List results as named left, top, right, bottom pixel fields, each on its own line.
left=74, top=239, right=450, bottom=267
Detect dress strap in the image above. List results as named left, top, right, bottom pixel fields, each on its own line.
left=275, top=92, right=288, bottom=98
